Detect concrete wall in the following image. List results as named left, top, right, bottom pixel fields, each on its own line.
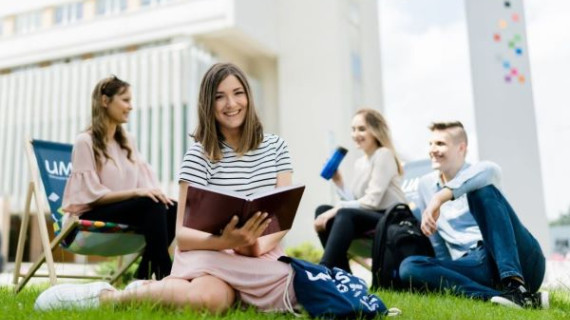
left=276, top=0, right=383, bottom=246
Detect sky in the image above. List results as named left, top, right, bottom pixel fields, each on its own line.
left=379, top=0, right=570, bottom=220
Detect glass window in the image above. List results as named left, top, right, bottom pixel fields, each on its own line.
left=55, top=7, right=64, bottom=24
left=54, top=2, right=84, bottom=26
left=96, top=0, right=105, bottom=15
left=96, top=0, right=128, bottom=16
left=75, top=3, right=84, bottom=20
left=15, top=11, right=42, bottom=34
left=140, top=0, right=172, bottom=7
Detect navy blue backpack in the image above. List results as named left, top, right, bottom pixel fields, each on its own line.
left=279, top=256, right=400, bottom=319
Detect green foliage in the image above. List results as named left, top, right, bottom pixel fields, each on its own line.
left=94, top=256, right=140, bottom=287
left=284, top=241, right=323, bottom=263
left=550, top=208, right=570, bottom=226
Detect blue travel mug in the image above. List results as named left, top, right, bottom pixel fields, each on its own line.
left=320, top=147, right=348, bottom=180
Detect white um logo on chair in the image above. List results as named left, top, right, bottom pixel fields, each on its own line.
left=44, top=160, right=72, bottom=179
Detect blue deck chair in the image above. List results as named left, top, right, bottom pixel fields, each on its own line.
left=13, top=139, right=145, bottom=293
left=347, top=159, right=434, bottom=270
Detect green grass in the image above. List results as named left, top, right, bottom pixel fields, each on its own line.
left=1, top=286, right=569, bottom=319
left=377, top=289, right=570, bottom=320
left=0, top=286, right=293, bottom=320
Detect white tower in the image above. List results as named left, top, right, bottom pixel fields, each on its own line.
left=465, top=0, right=549, bottom=252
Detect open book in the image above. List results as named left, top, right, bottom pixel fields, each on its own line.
left=183, top=184, right=305, bottom=235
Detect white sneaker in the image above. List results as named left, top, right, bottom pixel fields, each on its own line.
left=34, top=282, right=116, bottom=311
left=124, top=279, right=152, bottom=291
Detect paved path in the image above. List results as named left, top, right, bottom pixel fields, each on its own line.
left=2, top=259, right=569, bottom=290
left=1, top=262, right=100, bottom=288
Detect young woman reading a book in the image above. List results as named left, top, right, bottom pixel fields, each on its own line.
left=59, top=75, right=176, bottom=280
left=36, top=63, right=297, bottom=313
left=314, top=108, right=406, bottom=272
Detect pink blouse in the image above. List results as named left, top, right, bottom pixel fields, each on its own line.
left=62, top=132, right=160, bottom=216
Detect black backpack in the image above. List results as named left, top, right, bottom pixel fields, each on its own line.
left=371, top=203, right=435, bottom=290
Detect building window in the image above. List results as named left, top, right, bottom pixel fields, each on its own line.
left=15, top=11, right=42, bottom=34
left=141, top=0, right=172, bottom=6
left=54, top=2, right=84, bottom=26
left=96, top=0, right=127, bottom=16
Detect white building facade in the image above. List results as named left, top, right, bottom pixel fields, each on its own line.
left=0, top=0, right=383, bottom=248
left=0, top=0, right=550, bottom=254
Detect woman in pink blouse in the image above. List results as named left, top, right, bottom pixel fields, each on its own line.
left=61, top=75, right=176, bottom=280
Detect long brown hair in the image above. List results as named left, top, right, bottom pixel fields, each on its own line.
left=90, top=75, right=133, bottom=171
left=193, top=63, right=263, bottom=161
left=355, top=108, right=403, bottom=175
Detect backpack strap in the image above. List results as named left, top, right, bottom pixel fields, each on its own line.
left=282, top=266, right=302, bottom=317
left=371, top=203, right=411, bottom=288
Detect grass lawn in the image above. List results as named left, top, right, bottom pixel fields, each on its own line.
left=1, top=286, right=569, bottom=320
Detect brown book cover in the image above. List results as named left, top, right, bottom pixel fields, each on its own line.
left=183, top=184, right=305, bottom=235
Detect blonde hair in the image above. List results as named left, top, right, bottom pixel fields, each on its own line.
left=355, top=108, right=403, bottom=175
left=90, top=75, right=133, bottom=171
left=193, top=63, right=263, bottom=162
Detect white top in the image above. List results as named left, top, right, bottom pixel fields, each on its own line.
left=178, top=133, right=293, bottom=196
left=337, top=147, right=406, bottom=211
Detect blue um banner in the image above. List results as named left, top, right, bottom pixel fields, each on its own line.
left=31, top=140, right=73, bottom=233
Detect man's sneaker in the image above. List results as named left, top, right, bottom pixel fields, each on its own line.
left=34, top=282, right=116, bottom=311
left=490, top=284, right=549, bottom=309
left=530, top=291, right=550, bottom=309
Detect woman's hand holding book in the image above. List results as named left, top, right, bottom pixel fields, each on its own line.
left=220, top=211, right=271, bottom=250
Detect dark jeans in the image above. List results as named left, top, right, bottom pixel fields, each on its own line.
left=399, top=185, right=545, bottom=300
left=82, top=197, right=177, bottom=280
left=315, top=205, right=384, bottom=273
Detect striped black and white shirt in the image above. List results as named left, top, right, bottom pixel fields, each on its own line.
left=178, top=134, right=293, bottom=196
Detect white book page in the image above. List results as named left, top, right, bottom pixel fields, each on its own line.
left=248, top=183, right=305, bottom=200
left=188, top=183, right=246, bottom=200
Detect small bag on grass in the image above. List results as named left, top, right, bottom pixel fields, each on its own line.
left=279, top=256, right=401, bottom=319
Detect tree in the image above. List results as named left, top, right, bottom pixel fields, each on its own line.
left=550, top=206, right=570, bottom=226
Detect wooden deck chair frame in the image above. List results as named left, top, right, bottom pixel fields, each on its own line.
left=12, top=139, right=143, bottom=293
left=347, top=160, right=434, bottom=271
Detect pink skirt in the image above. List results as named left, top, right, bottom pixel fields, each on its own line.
left=168, top=246, right=297, bottom=312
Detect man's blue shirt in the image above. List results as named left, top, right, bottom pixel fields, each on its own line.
left=417, top=161, right=502, bottom=260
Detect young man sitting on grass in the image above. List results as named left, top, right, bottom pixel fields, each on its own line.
left=399, top=121, right=548, bottom=309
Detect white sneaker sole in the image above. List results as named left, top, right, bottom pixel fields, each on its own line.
left=490, top=296, right=523, bottom=309
left=539, top=291, right=550, bottom=309
left=490, top=291, right=550, bottom=309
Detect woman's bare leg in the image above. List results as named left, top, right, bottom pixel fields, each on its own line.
left=100, top=276, right=235, bottom=313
